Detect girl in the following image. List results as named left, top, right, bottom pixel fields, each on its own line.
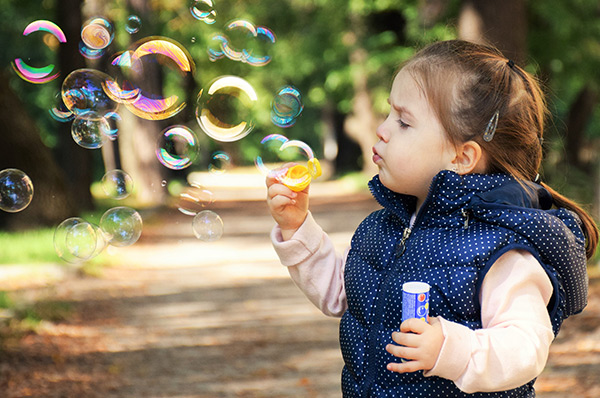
left=266, top=40, right=598, bottom=397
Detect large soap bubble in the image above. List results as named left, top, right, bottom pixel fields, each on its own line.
left=62, top=69, right=118, bottom=116
left=54, top=217, right=105, bottom=263
left=0, top=168, right=34, bottom=213
left=271, top=85, right=304, bottom=128
left=71, top=111, right=111, bottom=149
left=190, top=0, right=217, bottom=24
left=101, top=169, right=134, bottom=199
left=12, top=20, right=66, bottom=84
left=100, top=206, right=143, bottom=247
left=195, top=75, right=258, bottom=142
left=81, top=17, right=114, bottom=50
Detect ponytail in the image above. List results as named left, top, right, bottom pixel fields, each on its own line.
left=541, top=182, right=599, bottom=259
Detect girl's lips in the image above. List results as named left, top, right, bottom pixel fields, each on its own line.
left=372, top=147, right=382, bottom=164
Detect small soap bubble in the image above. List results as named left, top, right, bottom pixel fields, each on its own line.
left=100, top=206, right=143, bottom=247
left=192, top=210, right=223, bottom=241
left=125, top=15, right=142, bottom=34
left=0, top=168, right=34, bottom=213
left=71, top=111, right=110, bottom=149
left=81, top=17, right=114, bottom=50
left=101, top=169, right=134, bottom=200
left=271, top=85, right=303, bottom=128
left=62, top=68, right=118, bottom=116
left=156, top=125, right=200, bottom=170
left=54, top=217, right=102, bottom=263
left=79, top=40, right=106, bottom=59
left=177, top=183, right=215, bottom=216
left=161, top=180, right=168, bottom=187
left=190, top=0, right=217, bottom=24
left=208, top=151, right=232, bottom=174
left=195, top=75, right=258, bottom=142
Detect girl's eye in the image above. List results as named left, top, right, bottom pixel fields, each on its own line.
left=397, top=119, right=410, bottom=129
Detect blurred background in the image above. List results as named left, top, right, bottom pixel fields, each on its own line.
left=0, top=0, right=599, bottom=397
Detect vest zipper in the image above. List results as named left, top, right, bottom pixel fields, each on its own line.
left=394, top=226, right=412, bottom=257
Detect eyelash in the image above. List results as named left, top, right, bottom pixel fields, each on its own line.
left=397, top=119, right=410, bottom=129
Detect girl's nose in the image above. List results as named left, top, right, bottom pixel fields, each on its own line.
left=376, top=122, right=388, bottom=142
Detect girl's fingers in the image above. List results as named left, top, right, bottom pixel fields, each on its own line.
left=391, top=331, right=420, bottom=348
left=387, top=359, right=423, bottom=374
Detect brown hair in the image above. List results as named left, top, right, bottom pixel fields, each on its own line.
left=403, top=39, right=598, bottom=259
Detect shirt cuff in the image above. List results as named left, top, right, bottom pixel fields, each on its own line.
left=271, top=211, right=324, bottom=267
left=424, top=317, right=472, bottom=381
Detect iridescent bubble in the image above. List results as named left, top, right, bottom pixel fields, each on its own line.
left=81, top=17, right=114, bottom=50
left=195, top=76, right=258, bottom=142
left=190, top=0, right=217, bottom=24
left=12, top=20, right=66, bottom=84
left=125, top=15, right=142, bottom=34
left=192, top=210, right=223, bottom=241
left=156, top=125, right=200, bottom=170
left=115, top=37, right=195, bottom=120
left=102, top=78, right=141, bottom=104
left=71, top=111, right=110, bottom=149
left=254, top=135, right=321, bottom=192
left=0, top=168, right=34, bottom=213
left=207, top=34, right=227, bottom=62
left=177, top=183, right=215, bottom=216
left=212, top=20, right=276, bottom=67
left=271, top=85, right=303, bottom=128
left=54, top=217, right=96, bottom=263
left=101, top=169, right=134, bottom=200
left=208, top=151, right=231, bottom=174
left=100, top=206, right=143, bottom=247
left=62, top=69, right=118, bottom=116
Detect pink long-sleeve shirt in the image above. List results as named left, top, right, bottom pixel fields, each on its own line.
left=271, top=211, right=555, bottom=393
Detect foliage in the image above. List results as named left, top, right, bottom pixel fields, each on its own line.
left=0, top=229, right=57, bottom=264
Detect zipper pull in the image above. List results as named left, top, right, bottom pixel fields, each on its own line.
left=395, top=227, right=412, bottom=257
left=461, top=208, right=470, bottom=229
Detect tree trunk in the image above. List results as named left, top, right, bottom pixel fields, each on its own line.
left=458, top=0, right=527, bottom=64
left=0, top=70, right=75, bottom=230
left=564, top=85, right=598, bottom=172
left=56, top=0, right=95, bottom=212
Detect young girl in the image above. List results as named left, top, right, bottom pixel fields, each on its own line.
left=266, top=40, right=598, bottom=397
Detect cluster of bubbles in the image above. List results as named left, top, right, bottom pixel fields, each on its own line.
left=11, top=5, right=315, bottom=260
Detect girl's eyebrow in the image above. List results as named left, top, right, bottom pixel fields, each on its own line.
left=387, top=98, right=416, bottom=121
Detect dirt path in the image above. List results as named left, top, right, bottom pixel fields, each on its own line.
left=1, top=194, right=599, bottom=397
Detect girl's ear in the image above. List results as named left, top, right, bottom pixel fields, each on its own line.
left=451, top=140, right=485, bottom=175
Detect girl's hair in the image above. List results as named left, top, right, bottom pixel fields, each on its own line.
left=403, top=39, right=598, bottom=259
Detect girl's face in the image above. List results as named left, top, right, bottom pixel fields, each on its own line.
left=372, top=68, right=457, bottom=209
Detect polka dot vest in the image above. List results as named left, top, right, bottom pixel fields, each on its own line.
left=340, top=171, right=587, bottom=397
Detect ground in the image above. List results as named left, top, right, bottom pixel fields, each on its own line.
left=1, top=190, right=599, bottom=398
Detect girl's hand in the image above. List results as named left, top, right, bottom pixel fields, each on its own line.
left=266, top=165, right=309, bottom=240
left=385, top=317, right=444, bottom=373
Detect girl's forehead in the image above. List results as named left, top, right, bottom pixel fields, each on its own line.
left=390, top=69, right=430, bottom=111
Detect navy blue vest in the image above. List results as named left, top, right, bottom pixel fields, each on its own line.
left=341, top=171, right=587, bottom=397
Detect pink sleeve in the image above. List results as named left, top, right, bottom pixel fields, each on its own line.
left=424, top=249, right=555, bottom=393
left=271, top=211, right=348, bottom=317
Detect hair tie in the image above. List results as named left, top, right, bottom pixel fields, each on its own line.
left=483, top=111, right=499, bottom=142
left=507, top=59, right=515, bottom=69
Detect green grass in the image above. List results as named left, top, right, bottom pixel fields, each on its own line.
left=0, top=228, right=57, bottom=264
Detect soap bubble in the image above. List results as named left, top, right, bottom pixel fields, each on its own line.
left=192, top=210, right=223, bottom=241
left=12, top=20, right=66, bottom=84
left=190, top=0, right=217, bottom=24
left=156, top=125, right=200, bottom=170
left=103, top=111, right=121, bottom=140
left=109, top=37, right=195, bottom=120
left=215, top=20, right=276, bottom=67
left=0, top=168, right=34, bottom=213
left=208, top=151, right=232, bottom=174
left=100, top=206, right=143, bottom=247
left=71, top=111, right=110, bottom=149
left=271, top=85, right=303, bottom=128
left=62, top=69, right=118, bottom=116
left=125, top=15, right=142, bottom=34
left=81, top=17, right=114, bottom=50
left=195, top=75, right=258, bottom=142
left=79, top=40, right=106, bottom=59
left=177, top=183, right=215, bottom=216
left=101, top=169, right=134, bottom=199
left=54, top=217, right=103, bottom=263
left=49, top=92, right=75, bottom=122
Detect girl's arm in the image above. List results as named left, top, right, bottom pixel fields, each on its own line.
left=424, top=249, right=555, bottom=393
left=271, top=211, right=348, bottom=317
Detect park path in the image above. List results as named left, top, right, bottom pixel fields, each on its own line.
left=1, top=183, right=599, bottom=397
